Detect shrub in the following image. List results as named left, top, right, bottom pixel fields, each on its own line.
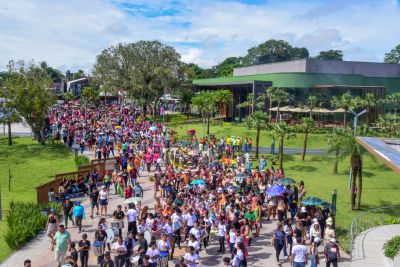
left=383, top=236, right=400, bottom=259
left=384, top=216, right=400, bottom=225
left=75, top=155, right=90, bottom=167
left=4, top=202, right=47, bottom=250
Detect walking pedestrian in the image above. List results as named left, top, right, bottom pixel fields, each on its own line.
left=52, top=224, right=71, bottom=267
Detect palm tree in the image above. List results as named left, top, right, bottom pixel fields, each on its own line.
left=271, top=88, right=291, bottom=122
left=247, top=111, right=270, bottom=159
left=327, top=127, right=347, bottom=174
left=191, top=91, right=216, bottom=135
left=307, top=95, right=318, bottom=118
left=270, top=123, right=295, bottom=170
left=386, top=92, right=400, bottom=120
left=377, top=114, right=400, bottom=137
left=338, top=129, right=369, bottom=210
left=266, top=87, right=278, bottom=121
left=358, top=93, right=379, bottom=125
left=298, top=117, right=315, bottom=161
left=212, top=89, right=233, bottom=123
left=331, top=92, right=354, bottom=127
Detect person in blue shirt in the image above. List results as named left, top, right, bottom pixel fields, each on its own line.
left=72, top=201, right=86, bottom=233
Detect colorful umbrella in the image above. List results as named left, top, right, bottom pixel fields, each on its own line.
left=266, top=185, right=286, bottom=196
left=277, top=178, right=297, bottom=186
left=190, top=179, right=206, bottom=185
left=302, top=196, right=328, bottom=206
left=149, top=126, right=158, bottom=131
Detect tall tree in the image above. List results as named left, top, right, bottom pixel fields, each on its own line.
left=211, top=89, right=233, bottom=119
left=0, top=101, right=21, bottom=146
left=271, top=88, right=291, bottom=122
left=358, top=93, right=379, bottom=125
left=270, top=123, right=295, bottom=170
left=244, top=39, right=309, bottom=65
left=266, top=87, right=278, bottom=121
left=4, top=60, right=54, bottom=144
left=315, top=50, right=343, bottom=61
left=384, top=44, right=400, bottom=63
left=338, top=129, right=369, bottom=210
left=214, top=57, right=243, bottom=77
left=307, top=95, right=318, bottom=118
left=298, top=117, right=315, bottom=161
left=386, top=93, right=400, bottom=120
left=327, top=127, right=347, bottom=174
left=191, top=91, right=217, bottom=135
left=247, top=111, right=269, bottom=159
left=331, top=92, right=355, bottom=127
left=93, top=41, right=185, bottom=116
left=73, top=69, right=85, bottom=80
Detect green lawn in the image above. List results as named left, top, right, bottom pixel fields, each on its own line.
left=0, top=137, right=76, bottom=262
left=171, top=122, right=329, bottom=149
left=282, top=154, right=400, bottom=228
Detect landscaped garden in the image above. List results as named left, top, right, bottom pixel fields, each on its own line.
left=0, top=137, right=76, bottom=261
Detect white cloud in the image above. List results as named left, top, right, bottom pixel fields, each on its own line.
left=0, top=0, right=399, bottom=71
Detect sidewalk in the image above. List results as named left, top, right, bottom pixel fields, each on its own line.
left=351, top=224, right=400, bottom=267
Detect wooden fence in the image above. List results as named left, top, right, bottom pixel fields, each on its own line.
left=35, top=157, right=117, bottom=204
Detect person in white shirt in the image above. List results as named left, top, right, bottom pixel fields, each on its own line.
left=184, top=209, right=196, bottom=240
left=189, top=223, right=201, bottom=242
left=184, top=246, right=200, bottom=267
left=187, top=234, right=199, bottom=253
left=157, top=234, right=170, bottom=266
left=112, top=237, right=127, bottom=267
left=146, top=241, right=159, bottom=265
left=138, top=219, right=148, bottom=234
left=290, top=237, right=308, bottom=267
left=217, top=219, right=226, bottom=253
left=229, top=228, right=237, bottom=252
left=127, top=204, right=138, bottom=236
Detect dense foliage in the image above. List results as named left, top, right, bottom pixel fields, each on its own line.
left=383, top=236, right=400, bottom=260
left=4, top=202, right=47, bottom=250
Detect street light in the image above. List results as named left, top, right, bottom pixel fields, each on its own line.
left=348, top=109, right=367, bottom=189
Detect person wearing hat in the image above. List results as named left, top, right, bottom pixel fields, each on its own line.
left=324, top=238, right=340, bottom=267
left=46, top=208, right=59, bottom=241
left=61, top=198, right=75, bottom=229
left=72, top=201, right=86, bottom=233
left=99, top=185, right=109, bottom=217
left=324, top=222, right=336, bottom=245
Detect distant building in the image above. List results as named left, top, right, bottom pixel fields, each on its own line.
left=193, top=59, right=400, bottom=121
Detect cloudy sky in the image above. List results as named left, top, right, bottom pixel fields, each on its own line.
left=0, top=0, right=399, bottom=72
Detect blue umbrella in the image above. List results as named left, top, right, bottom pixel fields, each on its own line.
left=149, top=126, right=158, bottom=131
left=302, top=196, right=328, bottom=206
left=276, top=178, right=297, bottom=186
left=190, top=179, right=206, bottom=185
left=266, top=185, right=286, bottom=196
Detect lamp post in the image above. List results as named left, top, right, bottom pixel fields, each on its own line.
left=348, top=109, right=367, bottom=189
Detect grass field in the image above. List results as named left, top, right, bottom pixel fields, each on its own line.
left=0, top=137, right=76, bottom=262
left=171, top=122, right=329, bottom=149
left=282, top=154, right=400, bottom=228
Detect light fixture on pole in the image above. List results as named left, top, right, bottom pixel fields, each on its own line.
left=348, top=109, right=367, bottom=189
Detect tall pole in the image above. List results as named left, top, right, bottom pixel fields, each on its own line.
left=0, top=183, right=2, bottom=221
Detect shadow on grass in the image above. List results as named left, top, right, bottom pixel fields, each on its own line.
left=288, top=165, right=317, bottom=172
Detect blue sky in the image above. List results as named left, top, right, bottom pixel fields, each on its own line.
left=0, top=0, right=399, bottom=72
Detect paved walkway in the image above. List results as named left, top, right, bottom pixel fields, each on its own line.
left=351, top=224, right=400, bottom=267
left=1, top=147, right=350, bottom=267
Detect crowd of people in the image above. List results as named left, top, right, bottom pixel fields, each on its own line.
left=44, top=102, right=341, bottom=267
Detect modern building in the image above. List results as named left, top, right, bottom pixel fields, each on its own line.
left=193, top=59, right=400, bottom=121
left=66, top=77, right=89, bottom=97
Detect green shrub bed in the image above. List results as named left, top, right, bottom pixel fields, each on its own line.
left=383, top=236, right=400, bottom=260
left=4, top=202, right=47, bottom=250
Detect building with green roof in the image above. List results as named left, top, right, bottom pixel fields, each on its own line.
left=193, top=59, right=400, bottom=122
